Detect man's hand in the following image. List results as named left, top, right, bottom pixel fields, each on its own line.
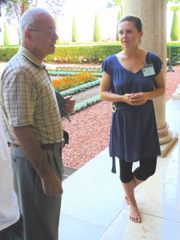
left=41, top=170, right=63, bottom=197
left=13, top=125, right=63, bottom=197
left=63, top=95, right=75, bottom=114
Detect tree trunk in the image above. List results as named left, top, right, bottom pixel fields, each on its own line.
left=21, top=0, right=29, bottom=15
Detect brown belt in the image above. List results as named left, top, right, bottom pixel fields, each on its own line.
left=40, top=142, right=62, bottom=150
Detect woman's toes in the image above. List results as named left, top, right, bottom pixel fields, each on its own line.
left=129, top=207, right=142, bottom=223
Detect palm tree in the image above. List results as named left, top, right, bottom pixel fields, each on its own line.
left=107, top=0, right=123, bottom=14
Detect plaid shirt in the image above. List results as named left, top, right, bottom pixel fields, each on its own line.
left=0, top=46, right=63, bottom=145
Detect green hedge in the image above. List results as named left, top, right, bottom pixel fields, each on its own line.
left=45, top=44, right=122, bottom=64
left=73, top=95, right=101, bottom=114
left=0, top=44, right=122, bottom=63
left=0, top=43, right=180, bottom=64
left=60, top=79, right=100, bottom=97
left=0, top=45, right=19, bottom=62
left=167, top=42, right=180, bottom=65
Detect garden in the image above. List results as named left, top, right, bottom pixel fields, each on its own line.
left=48, top=66, right=102, bottom=113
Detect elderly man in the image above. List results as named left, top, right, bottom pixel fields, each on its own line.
left=0, top=8, right=75, bottom=240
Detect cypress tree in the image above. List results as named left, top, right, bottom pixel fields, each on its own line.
left=3, top=22, right=10, bottom=45
left=116, top=11, right=122, bottom=41
left=55, top=15, right=61, bottom=45
left=93, top=13, right=101, bottom=42
left=72, top=16, right=79, bottom=42
left=170, top=6, right=180, bottom=41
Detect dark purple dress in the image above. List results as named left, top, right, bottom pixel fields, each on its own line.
left=101, top=51, right=162, bottom=173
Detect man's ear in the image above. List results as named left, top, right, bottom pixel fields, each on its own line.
left=24, top=29, right=33, bottom=43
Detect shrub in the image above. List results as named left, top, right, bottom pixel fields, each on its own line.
left=72, top=16, right=79, bottom=42
left=1, top=43, right=179, bottom=64
left=170, top=7, right=180, bottom=41
left=4, top=23, right=11, bottom=46
left=93, top=14, right=101, bottom=42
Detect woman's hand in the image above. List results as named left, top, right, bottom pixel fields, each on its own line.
left=124, top=92, right=147, bottom=106
left=129, top=92, right=147, bottom=105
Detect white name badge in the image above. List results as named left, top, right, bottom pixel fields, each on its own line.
left=142, top=63, right=155, bottom=77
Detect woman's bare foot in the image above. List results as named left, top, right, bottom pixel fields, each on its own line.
left=125, top=196, right=130, bottom=205
left=129, top=205, right=142, bottom=223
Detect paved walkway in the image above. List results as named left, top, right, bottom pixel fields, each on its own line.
left=59, top=98, right=180, bottom=240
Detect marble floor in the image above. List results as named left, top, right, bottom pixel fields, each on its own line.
left=59, top=99, right=180, bottom=240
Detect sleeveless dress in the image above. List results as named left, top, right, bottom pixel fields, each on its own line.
left=101, top=51, right=162, bottom=173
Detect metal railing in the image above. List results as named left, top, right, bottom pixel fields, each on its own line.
left=167, top=46, right=180, bottom=72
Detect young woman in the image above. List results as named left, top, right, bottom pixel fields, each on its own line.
left=100, top=15, right=165, bottom=223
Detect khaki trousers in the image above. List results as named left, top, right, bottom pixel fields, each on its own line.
left=11, top=144, right=63, bottom=240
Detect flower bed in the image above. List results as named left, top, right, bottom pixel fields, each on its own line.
left=52, top=71, right=100, bottom=92
left=49, top=67, right=102, bottom=77
left=48, top=66, right=101, bottom=73
left=60, top=79, right=100, bottom=97
left=51, top=69, right=102, bottom=114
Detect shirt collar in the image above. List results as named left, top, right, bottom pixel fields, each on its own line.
left=18, top=46, right=46, bottom=69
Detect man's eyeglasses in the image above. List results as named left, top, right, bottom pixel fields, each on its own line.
left=28, top=28, right=58, bottom=37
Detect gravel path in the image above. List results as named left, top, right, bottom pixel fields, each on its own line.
left=71, top=85, right=99, bottom=104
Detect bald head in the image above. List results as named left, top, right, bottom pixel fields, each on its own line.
left=19, top=8, right=52, bottom=44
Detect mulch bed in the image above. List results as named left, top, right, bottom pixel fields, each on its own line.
left=62, top=65, right=180, bottom=169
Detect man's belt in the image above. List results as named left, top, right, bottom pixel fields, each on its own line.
left=40, top=142, right=62, bottom=150
left=12, top=142, right=63, bottom=150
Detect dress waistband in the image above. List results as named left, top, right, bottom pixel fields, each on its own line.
left=112, top=103, right=131, bottom=112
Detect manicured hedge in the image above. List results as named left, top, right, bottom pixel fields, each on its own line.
left=73, top=95, right=101, bottom=113
left=0, top=45, right=19, bottom=62
left=45, top=44, right=122, bottom=64
left=60, top=79, right=100, bottom=97
left=167, top=42, right=180, bottom=65
left=0, top=43, right=180, bottom=64
left=0, top=44, right=121, bottom=63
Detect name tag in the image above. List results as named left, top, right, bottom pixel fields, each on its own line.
left=142, top=63, right=155, bottom=77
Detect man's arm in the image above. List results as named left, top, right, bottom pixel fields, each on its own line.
left=13, top=125, right=63, bottom=197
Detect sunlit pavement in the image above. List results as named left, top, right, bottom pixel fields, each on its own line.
left=59, top=98, right=180, bottom=240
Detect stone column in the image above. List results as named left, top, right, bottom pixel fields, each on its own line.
left=122, top=0, right=177, bottom=155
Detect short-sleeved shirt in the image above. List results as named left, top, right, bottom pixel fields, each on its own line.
left=101, top=51, right=162, bottom=173
left=0, top=46, right=63, bottom=145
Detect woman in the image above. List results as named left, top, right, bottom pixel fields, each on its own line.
left=100, top=15, right=165, bottom=223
